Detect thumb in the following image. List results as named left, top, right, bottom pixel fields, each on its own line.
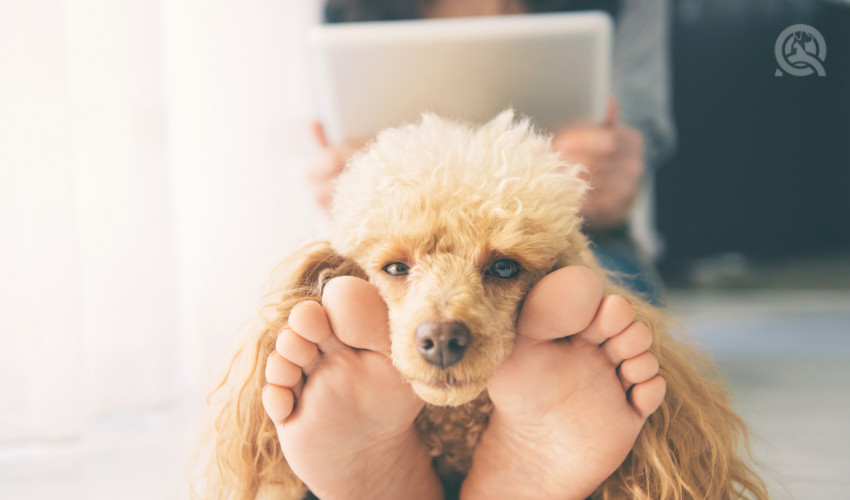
left=310, top=121, right=329, bottom=148
left=606, top=97, right=619, bottom=128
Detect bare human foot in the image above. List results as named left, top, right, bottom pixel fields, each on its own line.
left=262, top=276, right=442, bottom=500
left=461, top=266, right=667, bottom=500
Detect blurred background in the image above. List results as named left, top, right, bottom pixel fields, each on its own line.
left=0, top=0, right=847, bottom=499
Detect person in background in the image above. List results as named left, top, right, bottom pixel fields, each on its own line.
left=309, top=0, right=675, bottom=304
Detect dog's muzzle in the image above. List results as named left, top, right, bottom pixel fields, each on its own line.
left=415, top=321, right=471, bottom=368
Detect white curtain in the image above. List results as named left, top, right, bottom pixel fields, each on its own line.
left=0, top=0, right=324, bottom=443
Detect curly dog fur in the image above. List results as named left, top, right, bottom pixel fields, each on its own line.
left=192, top=111, right=767, bottom=499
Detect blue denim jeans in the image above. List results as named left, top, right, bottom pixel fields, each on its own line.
left=586, top=226, right=663, bottom=306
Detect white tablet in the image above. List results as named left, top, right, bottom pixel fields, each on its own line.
left=307, top=11, right=612, bottom=143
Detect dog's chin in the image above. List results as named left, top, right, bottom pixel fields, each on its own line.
left=410, top=379, right=487, bottom=407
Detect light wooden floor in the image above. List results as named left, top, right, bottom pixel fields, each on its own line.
left=1, top=289, right=848, bottom=499
left=669, top=290, right=850, bottom=500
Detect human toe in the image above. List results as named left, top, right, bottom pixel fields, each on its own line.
left=575, top=294, right=635, bottom=346
left=266, top=352, right=303, bottom=387
left=322, top=277, right=391, bottom=353
left=516, top=266, right=605, bottom=342
left=276, top=328, right=319, bottom=367
left=618, top=351, right=659, bottom=389
left=288, top=300, right=332, bottom=344
left=601, top=321, right=652, bottom=365
left=262, top=384, right=295, bottom=424
left=630, top=375, right=666, bottom=419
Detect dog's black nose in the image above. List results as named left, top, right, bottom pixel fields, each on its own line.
left=415, top=321, right=471, bottom=367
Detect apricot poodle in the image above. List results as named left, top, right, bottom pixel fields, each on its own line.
left=193, top=111, right=767, bottom=499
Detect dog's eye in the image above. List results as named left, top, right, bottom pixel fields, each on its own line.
left=486, top=259, right=521, bottom=279
left=383, top=262, right=410, bottom=276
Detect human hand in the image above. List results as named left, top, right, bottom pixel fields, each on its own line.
left=308, top=122, right=368, bottom=214
left=552, top=99, right=645, bottom=230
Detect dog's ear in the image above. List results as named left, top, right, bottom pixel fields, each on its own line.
left=263, top=240, right=368, bottom=319
left=190, top=241, right=364, bottom=500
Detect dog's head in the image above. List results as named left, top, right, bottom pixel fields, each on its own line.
left=330, top=111, right=589, bottom=406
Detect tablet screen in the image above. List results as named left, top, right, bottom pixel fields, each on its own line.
left=309, top=11, right=611, bottom=142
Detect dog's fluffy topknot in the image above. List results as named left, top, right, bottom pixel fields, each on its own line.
left=330, top=110, right=588, bottom=259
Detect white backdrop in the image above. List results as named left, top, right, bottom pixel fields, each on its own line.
left=0, top=0, right=324, bottom=443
